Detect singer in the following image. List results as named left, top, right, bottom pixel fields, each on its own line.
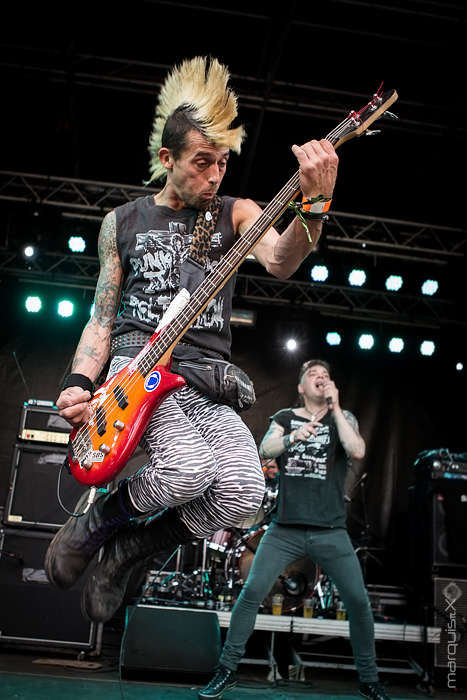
left=200, top=360, right=391, bottom=700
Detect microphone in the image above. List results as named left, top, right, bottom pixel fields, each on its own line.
left=326, top=397, right=333, bottom=408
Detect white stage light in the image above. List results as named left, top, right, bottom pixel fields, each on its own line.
left=326, top=332, right=341, bottom=346
left=286, top=339, right=297, bottom=351
left=358, top=334, right=374, bottom=350
left=421, top=279, right=438, bottom=296
left=311, top=265, right=328, bottom=282
left=68, top=236, right=86, bottom=253
left=420, top=340, right=435, bottom=356
left=25, top=296, right=41, bottom=312
left=389, top=337, right=404, bottom=353
left=385, top=275, right=403, bottom=291
left=58, top=300, right=74, bottom=317
left=349, top=269, right=366, bottom=286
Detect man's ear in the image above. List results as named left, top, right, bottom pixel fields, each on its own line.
left=298, top=383, right=304, bottom=395
left=158, top=147, right=173, bottom=172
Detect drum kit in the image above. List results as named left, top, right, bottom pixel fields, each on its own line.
left=143, top=486, right=321, bottom=614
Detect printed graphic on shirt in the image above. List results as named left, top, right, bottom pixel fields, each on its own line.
left=128, top=222, right=225, bottom=331
left=284, top=420, right=335, bottom=480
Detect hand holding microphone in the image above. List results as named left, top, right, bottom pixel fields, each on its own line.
left=321, top=379, right=338, bottom=410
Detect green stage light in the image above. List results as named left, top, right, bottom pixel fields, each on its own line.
left=389, top=337, right=404, bottom=353
left=25, top=296, right=41, bottom=312
left=58, top=300, right=74, bottom=317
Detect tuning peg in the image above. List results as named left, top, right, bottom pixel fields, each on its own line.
left=383, top=110, right=398, bottom=119
left=364, top=129, right=381, bottom=136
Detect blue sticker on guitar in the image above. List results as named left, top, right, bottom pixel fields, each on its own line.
left=144, top=371, right=161, bottom=392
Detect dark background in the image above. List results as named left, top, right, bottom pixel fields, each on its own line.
left=1, top=1, right=466, bottom=593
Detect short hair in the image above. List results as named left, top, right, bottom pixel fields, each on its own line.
left=298, top=359, right=331, bottom=385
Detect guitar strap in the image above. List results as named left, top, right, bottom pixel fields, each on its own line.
left=179, top=194, right=222, bottom=294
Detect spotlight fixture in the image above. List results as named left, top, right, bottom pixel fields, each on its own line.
left=385, top=275, right=403, bottom=291
left=389, top=337, right=404, bottom=353
left=25, top=296, right=41, bottom=313
left=68, top=236, right=86, bottom=253
left=358, top=334, right=374, bottom=350
left=311, top=265, right=329, bottom=282
left=326, top=332, right=341, bottom=346
left=456, top=363, right=464, bottom=371
left=286, top=339, right=297, bottom=351
left=22, top=244, right=38, bottom=261
left=58, top=300, right=74, bottom=318
left=421, top=279, right=439, bottom=296
left=349, top=269, right=366, bottom=287
left=420, top=340, right=435, bottom=356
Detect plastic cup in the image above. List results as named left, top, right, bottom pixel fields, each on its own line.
left=272, top=594, right=284, bottom=615
left=303, top=598, right=314, bottom=618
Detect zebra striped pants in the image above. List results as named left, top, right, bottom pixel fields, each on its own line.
left=108, top=355, right=265, bottom=539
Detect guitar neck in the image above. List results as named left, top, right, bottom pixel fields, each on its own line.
left=135, top=88, right=398, bottom=376
left=136, top=170, right=302, bottom=376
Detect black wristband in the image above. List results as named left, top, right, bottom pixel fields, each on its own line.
left=62, top=373, right=94, bottom=393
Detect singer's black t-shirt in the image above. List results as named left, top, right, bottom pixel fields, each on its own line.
left=270, top=408, right=354, bottom=528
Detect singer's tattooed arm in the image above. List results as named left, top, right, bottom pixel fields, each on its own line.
left=259, top=421, right=290, bottom=459
left=334, top=409, right=365, bottom=459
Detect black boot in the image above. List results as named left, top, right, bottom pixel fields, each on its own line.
left=45, top=481, right=137, bottom=589
left=199, top=665, right=237, bottom=699
left=81, top=507, right=195, bottom=622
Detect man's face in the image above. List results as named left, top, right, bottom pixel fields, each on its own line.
left=299, top=364, right=330, bottom=401
left=169, top=131, right=230, bottom=210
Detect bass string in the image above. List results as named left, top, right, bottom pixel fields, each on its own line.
left=73, top=111, right=363, bottom=456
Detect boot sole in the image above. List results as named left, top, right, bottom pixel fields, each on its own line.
left=198, top=680, right=237, bottom=699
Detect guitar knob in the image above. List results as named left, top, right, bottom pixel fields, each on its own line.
left=113, top=420, right=125, bottom=431
left=99, top=444, right=111, bottom=454
left=82, top=460, right=93, bottom=470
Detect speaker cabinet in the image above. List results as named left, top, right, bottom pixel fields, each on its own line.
left=433, top=577, right=467, bottom=669
left=122, top=605, right=221, bottom=675
left=4, top=443, right=88, bottom=530
left=409, top=482, right=467, bottom=575
left=0, top=528, right=100, bottom=650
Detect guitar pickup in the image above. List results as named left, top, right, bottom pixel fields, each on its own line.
left=113, top=384, right=129, bottom=410
left=95, top=405, right=107, bottom=436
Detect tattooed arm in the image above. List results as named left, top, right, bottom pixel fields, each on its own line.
left=259, top=417, right=324, bottom=459
left=56, top=211, right=124, bottom=426
left=322, top=379, right=365, bottom=459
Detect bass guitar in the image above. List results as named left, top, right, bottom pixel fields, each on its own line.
left=68, top=87, right=398, bottom=488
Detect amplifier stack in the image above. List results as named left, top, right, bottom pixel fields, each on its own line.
left=0, top=400, right=103, bottom=652
left=410, top=448, right=467, bottom=672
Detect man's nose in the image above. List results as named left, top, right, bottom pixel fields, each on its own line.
left=208, top=164, right=220, bottom=183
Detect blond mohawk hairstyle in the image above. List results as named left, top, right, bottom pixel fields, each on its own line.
left=148, top=56, right=245, bottom=182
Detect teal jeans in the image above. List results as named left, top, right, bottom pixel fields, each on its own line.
left=220, top=521, right=379, bottom=683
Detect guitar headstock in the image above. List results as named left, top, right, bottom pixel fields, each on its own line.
left=330, top=88, right=399, bottom=149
